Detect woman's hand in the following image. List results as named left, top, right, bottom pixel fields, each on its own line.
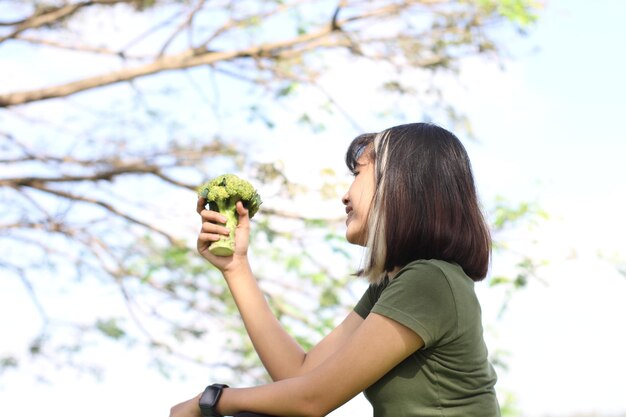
left=169, top=394, right=201, bottom=417
left=196, top=197, right=251, bottom=275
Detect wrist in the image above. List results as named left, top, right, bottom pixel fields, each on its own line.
left=222, top=260, right=252, bottom=280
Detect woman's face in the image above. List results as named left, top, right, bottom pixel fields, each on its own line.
left=342, top=154, right=375, bottom=246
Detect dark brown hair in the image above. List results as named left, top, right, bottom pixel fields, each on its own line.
left=346, top=123, right=491, bottom=283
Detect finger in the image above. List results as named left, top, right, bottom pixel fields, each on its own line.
left=202, top=221, right=230, bottom=236
left=198, top=232, right=223, bottom=242
left=200, top=209, right=228, bottom=225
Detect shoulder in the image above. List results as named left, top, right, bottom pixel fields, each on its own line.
left=387, top=259, right=476, bottom=313
left=393, top=259, right=466, bottom=287
left=372, top=260, right=465, bottom=347
left=377, top=259, right=466, bottom=306
left=395, top=259, right=473, bottom=287
left=399, top=259, right=465, bottom=275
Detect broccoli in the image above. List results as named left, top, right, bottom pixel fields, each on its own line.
left=197, top=174, right=262, bottom=256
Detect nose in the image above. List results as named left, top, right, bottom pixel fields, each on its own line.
left=341, top=191, right=349, bottom=205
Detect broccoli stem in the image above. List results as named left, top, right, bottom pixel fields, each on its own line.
left=209, top=198, right=239, bottom=256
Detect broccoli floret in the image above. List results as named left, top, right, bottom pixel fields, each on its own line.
left=197, top=174, right=262, bottom=256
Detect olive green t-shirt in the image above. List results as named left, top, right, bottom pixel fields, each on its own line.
left=354, top=259, right=500, bottom=417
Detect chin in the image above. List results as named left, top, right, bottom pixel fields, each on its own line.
left=345, top=231, right=367, bottom=247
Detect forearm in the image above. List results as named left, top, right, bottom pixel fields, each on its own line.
left=218, top=377, right=324, bottom=417
left=168, top=383, right=318, bottom=417
left=223, top=262, right=306, bottom=381
left=214, top=312, right=424, bottom=417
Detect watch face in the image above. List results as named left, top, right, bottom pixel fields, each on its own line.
left=199, top=384, right=227, bottom=417
left=199, top=387, right=218, bottom=406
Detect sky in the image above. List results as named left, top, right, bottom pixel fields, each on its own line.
left=1, top=0, right=626, bottom=416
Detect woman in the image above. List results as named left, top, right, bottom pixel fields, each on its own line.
left=171, top=123, right=499, bottom=417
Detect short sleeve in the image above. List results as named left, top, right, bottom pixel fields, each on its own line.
left=371, top=262, right=457, bottom=348
left=354, top=281, right=385, bottom=319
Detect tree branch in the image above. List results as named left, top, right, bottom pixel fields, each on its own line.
left=157, top=0, right=208, bottom=56
left=21, top=183, right=179, bottom=244
left=2, top=263, right=50, bottom=325
left=0, top=165, right=159, bottom=188
left=0, top=0, right=132, bottom=43
left=12, top=34, right=148, bottom=59
left=0, top=1, right=421, bottom=107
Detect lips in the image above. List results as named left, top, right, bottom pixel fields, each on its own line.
left=345, top=206, right=353, bottom=225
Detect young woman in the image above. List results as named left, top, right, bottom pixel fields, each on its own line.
left=170, top=123, right=500, bottom=417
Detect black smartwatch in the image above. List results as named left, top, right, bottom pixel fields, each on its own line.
left=199, top=383, right=229, bottom=417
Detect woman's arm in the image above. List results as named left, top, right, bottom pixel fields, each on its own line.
left=170, top=312, right=423, bottom=417
left=214, top=312, right=425, bottom=417
left=197, top=199, right=362, bottom=381
left=224, top=264, right=364, bottom=380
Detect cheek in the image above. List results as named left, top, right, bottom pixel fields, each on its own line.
left=356, top=192, right=373, bottom=218
left=351, top=184, right=368, bottom=210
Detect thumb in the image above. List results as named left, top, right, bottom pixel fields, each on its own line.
left=236, top=201, right=250, bottom=228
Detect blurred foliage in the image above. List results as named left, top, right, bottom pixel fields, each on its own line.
left=96, top=318, right=127, bottom=340
left=489, top=197, right=549, bottom=316
left=498, top=389, right=522, bottom=417
left=0, top=0, right=544, bottom=385
left=478, top=0, right=541, bottom=27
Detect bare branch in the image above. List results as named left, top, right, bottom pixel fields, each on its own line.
left=1, top=263, right=49, bottom=325
left=0, top=0, right=132, bottom=43
left=149, top=171, right=197, bottom=191
left=120, top=8, right=187, bottom=53
left=0, top=1, right=423, bottom=107
left=158, top=0, right=208, bottom=56
left=21, top=183, right=178, bottom=244
left=199, top=0, right=310, bottom=48
left=0, top=165, right=159, bottom=187
left=0, top=36, right=325, bottom=106
left=12, top=34, right=148, bottom=59
left=260, top=207, right=343, bottom=223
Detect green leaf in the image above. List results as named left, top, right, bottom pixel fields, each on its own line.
left=96, top=318, right=126, bottom=340
left=319, top=287, right=339, bottom=308
left=276, top=82, right=298, bottom=98
left=286, top=255, right=302, bottom=272
left=0, top=356, right=18, bottom=369
left=489, top=276, right=512, bottom=287
left=478, top=0, right=540, bottom=27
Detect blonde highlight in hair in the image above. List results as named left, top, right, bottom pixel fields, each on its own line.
left=363, top=130, right=392, bottom=284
